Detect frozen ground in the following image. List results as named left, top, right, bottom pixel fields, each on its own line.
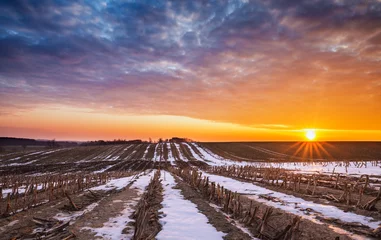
left=267, top=161, right=381, bottom=176
left=201, top=171, right=381, bottom=231
left=166, top=143, right=176, bottom=165
left=174, top=143, right=188, bottom=162
left=81, top=171, right=155, bottom=239
left=191, top=143, right=252, bottom=166
left=157, top=171, right=225, bottom=240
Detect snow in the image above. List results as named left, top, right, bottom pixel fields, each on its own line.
left=153, top=144, right=159, bottom=161
left=90, top=171, right=149, bottom=191
left=105, top=156, right=120, bottom=161
left=81, top=171, right=155, bottom=239
left=142, top=144, right=150, bottom=159
left=157, top=171, right=225, bottom=240
left=101, top=147, right=122, bottom=161
left=173, top=143, right=188, bottom=162
left=191, top=143, right=381, bottom=176
left=2, top=149, right=67, bottom=166
left=201, top=171, right=381, bottom=230
left=189, top=143, right=221, bottom=165
left=209, top=203, right=258, bottom=240
left=88, top=145, right=131, bottom=162
left=2, top=184, right=44, bottom=198
left=267, top=161, right=381, bottom=177
left=6, top=160, right=38, bottom=166
left=82, top=198, right=138, bottom=239
left=191, top=143, right=251, bottom=166
left=54, top=202, right=99, bottom=222
left=123, top=145, right=133, bottom=151
left=0, top=220, right=19, bottom=233
left=2, top=188, right=12, bottom=197
left=166, top=143, right=176, bottom=165
left=185, top=143, right=201, bottom=159
left=40, top=149, right=64, bottom=155
left=1, top=149, right=63, bottom=165
left=7, top=157, right=20, bottom=162
left=24, top=151, right=45, bottom=156
left=93, top=165, right=114, bottom=174
left=131, top=171, right=156, bottom=192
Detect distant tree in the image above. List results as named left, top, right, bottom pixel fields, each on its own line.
left=149, top=138, right=152, bottom=143
left=47, top=139, right=59, bottom=148
left=158, top=138, right=163, bottom=143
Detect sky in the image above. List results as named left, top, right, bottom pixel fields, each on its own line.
left=0, top=0, right=381, bottom=141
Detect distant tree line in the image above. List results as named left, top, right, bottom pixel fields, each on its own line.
left=81, top=137, right=193, bottom=146
left=0, top=137, right=194, bottom=149
left=81, top=139, right=143, bottom=146
left=0, top=137, right=78, bottom=148
left=170, top=137, right=192, bottom=142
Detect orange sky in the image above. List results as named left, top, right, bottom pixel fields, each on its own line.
left=0, top=106, right=380, bottom=141
left=0, top=1, right=380, bottom=141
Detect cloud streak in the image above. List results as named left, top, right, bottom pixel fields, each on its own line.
left=0, top=0, right=380, bottom=135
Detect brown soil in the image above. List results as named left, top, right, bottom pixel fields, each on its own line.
left=0, top=189, right=100, bottom=240
left=70, top=186, right=141, bottom=239
left=0, top=176, right=142, bottom=240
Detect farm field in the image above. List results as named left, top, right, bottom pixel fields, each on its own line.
left=0, top=142, right=380, bottom=240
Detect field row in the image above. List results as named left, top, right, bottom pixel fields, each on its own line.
left=0, top=143, right=380, bottom=239
left=2, top=169, right=376, bottom=240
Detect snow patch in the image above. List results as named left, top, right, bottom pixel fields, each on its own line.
left=174, top=143, right=188, bottom=162
left=81, top=171, right=155, bottom=239
left=202, top=171, right=381, bottom=230
left=157, top=171, right=225, bottom=240
left=166, top=143, right=176, bottom=165
left=54, top=202, right=99, bottom=222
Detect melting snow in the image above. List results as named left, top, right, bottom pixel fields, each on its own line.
left=81, top=171, right=155, bottom=239
left=191, top=143, right=251, bottom=166
left=54, top=202, right=99, bottom=222
left=268, top=162, right=381, bottom=177
left=166, top=143, right=176, bottom=165
left=202, top=171, right=381, bottom=230
left=173, top=143, right=188, bottom=162
left=89, top=172, right=147, bottom=192
left=142, top=144, right=150, bottom=159
left=157, top=171, right=225, bottom=240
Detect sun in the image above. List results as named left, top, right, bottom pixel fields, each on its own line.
left=305, top=129, right=316, bottom=141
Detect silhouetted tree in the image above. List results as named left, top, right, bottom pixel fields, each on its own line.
left=47, top=139, right=59, bottom=148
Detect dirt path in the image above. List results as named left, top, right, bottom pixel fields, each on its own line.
left=70, top=186, right=140, bottom=239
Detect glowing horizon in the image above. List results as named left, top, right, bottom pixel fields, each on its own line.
left=0, top=1, right=380, bottom=141
left=0, top=106, right=380, bottom=142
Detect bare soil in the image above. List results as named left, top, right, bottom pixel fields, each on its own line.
left=71, top=186, right=141, bottom=239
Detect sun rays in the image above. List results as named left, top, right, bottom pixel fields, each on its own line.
left=285, top=141, right=335, bottom=161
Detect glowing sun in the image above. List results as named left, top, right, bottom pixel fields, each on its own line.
left=305, top=129, right=316, bottom=141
